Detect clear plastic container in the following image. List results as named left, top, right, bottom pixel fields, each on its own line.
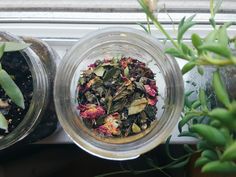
left=54, top=27, right=184, bottom=160
left=0, top=32, right=51, bottom=149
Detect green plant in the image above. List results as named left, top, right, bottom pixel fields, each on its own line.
left=95, top=0, right=236, bottom=176
left=0, top=42, right=29, bottom=131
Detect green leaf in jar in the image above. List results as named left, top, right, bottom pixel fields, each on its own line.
left=128, top=98, right=148, bottom=115
left=103, top=68, right=117, bottom=82
left=132, top=123, right=141, bottom=133
left=0, top=43, right=5, bottom=59
left=124, top=67, right=129, bottom=77
left=3, top=42, right=30, bottom=52
left=93, top=66, right=105, bottom=77
left=0, top=69, right=25, bottom=109
left=0, top=112, right=8, bottom=131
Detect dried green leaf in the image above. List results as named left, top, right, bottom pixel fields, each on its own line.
left=0, top=112, right=8, bottom=131
left=128, top=98, right=147, bottom=115
left=124, top=67, right=129, bottom=77
left=103, top=68, right=117, bottom=82
left=3, top=42, right=30, bottom=52
left=132, top=123, right=141, bottom=133
left=93, top=66, right=105, bottom=77
left=113, top=90, right=130, bottom=101
left=0, top=69, right=25, bottom=109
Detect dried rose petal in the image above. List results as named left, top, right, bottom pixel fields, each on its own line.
left=96, top=113, right=121, bottom=135
left=78, top=104, right=105, bottom=119
left=86, top=77, right=99, bottom=88
left=88, top=63, right=96, bottom=68
left=144, top=84, right=157, bottom=97
left=120, top=57, right=132, bottom=68
left=148, top=97, right=157, bottom=106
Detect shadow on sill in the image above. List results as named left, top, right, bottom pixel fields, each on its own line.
left=0, top=144, right=187, bottom=177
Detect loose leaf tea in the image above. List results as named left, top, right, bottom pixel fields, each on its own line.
left=77, top=57, right=158, bottom=137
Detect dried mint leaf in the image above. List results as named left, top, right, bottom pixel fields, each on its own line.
left=144, top=105, right=157, bottom=119
left=103, top=67, right=117, bottom=82
left=93, top=66, right=105, bottom=77
left=128, top=98, right=148, bottom=115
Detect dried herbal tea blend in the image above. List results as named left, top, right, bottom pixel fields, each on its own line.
left=77, top=57, right=158, bottom=137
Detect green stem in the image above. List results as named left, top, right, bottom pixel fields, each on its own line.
left=138, top=0, right=179, bottom=49
left=146, top=15, right=151, bottom=34
left=95, top=153, right=193, bottom=177
left=197, top=57, right=235, bottom=66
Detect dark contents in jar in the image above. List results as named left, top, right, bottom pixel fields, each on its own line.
left=0, top=52, right=33, bottom=136
left=77, top=57, right=158, bottom=137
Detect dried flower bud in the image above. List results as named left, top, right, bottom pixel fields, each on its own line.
left=144, top=0, right=157, bottom=12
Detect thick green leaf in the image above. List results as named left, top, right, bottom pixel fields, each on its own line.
left=195, top=157, right=210, bottom=167
left=128, top=98, right=147, bottom=115
left=191, top=33, right=202, bottom=51
left=0, top=43, right=5, bottom=59
left=191, top=124, right=226, bottom=146
left=177, top=15, right=196, bottom=42
left=197, top=140, right=214, bottom=150
left=209, top=18, right=216, bottom=29
left=201, top=150, right=218, bottom=160
left=3, top=42, right=30, bottom=52
left=205, top=30, right=217, bottom=42
left=178, top=113, right=199, bottom=133
left=178, top=131, right=198, bottom=138
left=213, top=0, right=223, bottom=17
left=208, top=108, right=236, bottom=130
left=212, top=71, right=231, bottom=108
left=218, top=25, right=228, bottom=47
left=165, top=48, right=185, bottom=58
left=198, top=42, right=231, bottom=58
left=221, top=142, right=236, bottom=161
left=0, top=112, right=8, bottom=131
left=199, top=88, right=208, bottom=110
left=202, top=161, right=236, bottom=173
left=191, top=100, right=201, bottom=109
left=0, top=69, right=25, bottom=109
left=181, top=61, right=196, bottom=75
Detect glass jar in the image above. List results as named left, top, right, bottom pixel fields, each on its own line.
left=54, top=27, right=184, bottom=160
left=0, top=32, right=53, bottom=149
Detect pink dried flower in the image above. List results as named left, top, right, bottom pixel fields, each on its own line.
left=78, top=104, right=105, bottom=119
left=148, top=97, right=157, bottom=106
left=144, top=84, right=157, bottom=97
left=96, top=113, right=121, bottom=136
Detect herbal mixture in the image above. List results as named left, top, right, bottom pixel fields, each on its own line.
left=77, top=57, right=158, bottom=137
